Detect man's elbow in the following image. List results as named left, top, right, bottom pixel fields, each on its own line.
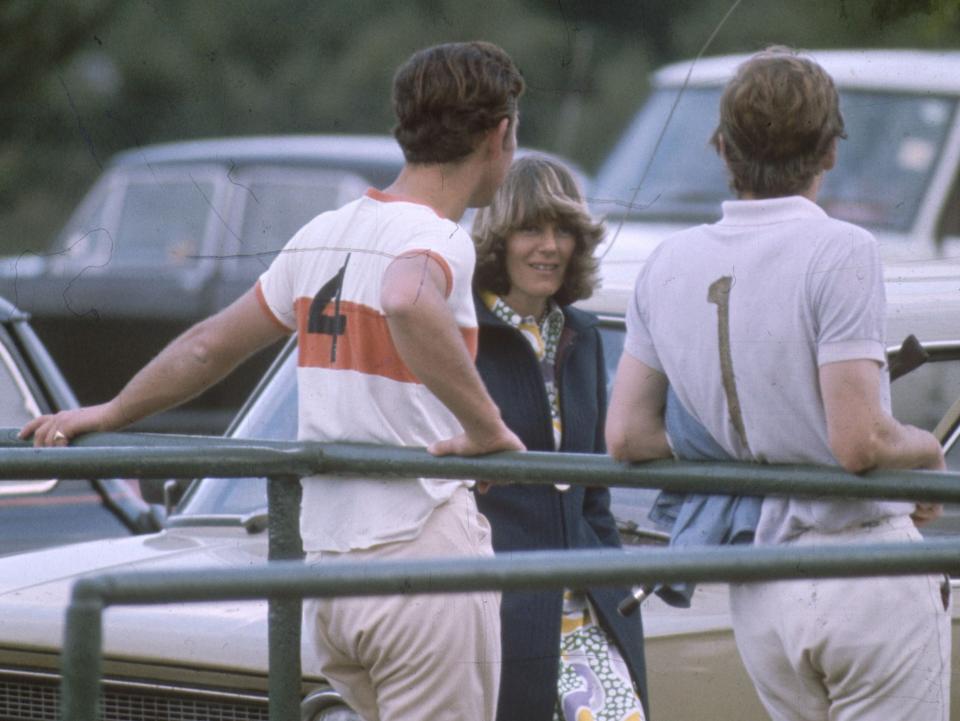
left=605, top=420, right=631, bottom=462
left=607, top=434, right=631, bottom=463
left=829, top=434, right=880, bottom=474
left=181, top=320, right=229, bottom=372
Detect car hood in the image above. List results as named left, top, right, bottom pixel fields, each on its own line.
left=0, top=525, right=325, bottom=677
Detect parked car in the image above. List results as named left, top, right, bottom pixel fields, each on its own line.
left=592, top=50, right=960, bottom=268
left=0, top=296, right=156, bottom=556
left=0, top=135, right=396, bottom=435
left=3, top=257, right=960, bottom=720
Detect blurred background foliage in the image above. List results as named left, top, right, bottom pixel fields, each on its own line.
left=2, top=0, right=958, bottom=253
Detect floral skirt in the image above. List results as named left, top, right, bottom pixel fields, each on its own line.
left=553, top=591, right=646, bottom=721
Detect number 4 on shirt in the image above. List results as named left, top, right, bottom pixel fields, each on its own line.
left=308, top=254, right=351, bottom=363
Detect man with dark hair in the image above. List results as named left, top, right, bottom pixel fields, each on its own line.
left=606, top=47, right=950, bottom=720
left=23, top=41, right=526, bottom=721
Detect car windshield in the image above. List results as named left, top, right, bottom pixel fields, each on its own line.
left=593, top=87, right=957, bottom=233
left=178, top=347, right=297, bottom=516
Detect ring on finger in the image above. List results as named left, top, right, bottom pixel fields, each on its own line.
left=53, top=430, right=67, bottom=442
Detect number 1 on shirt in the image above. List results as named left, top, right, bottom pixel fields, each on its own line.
left=708, top=276, right=751, bottom=453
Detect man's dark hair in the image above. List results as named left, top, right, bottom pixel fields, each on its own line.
left=392, top=41, right=525, bottom=165
left=710, top=46, right=846, bottom=198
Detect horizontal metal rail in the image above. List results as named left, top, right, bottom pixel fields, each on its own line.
left=2, top=429, right=960, bottom=502
left=67, top=542, right=960, bottom=606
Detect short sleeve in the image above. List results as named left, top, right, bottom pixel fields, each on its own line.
left=256, top=235, right=299, bottom=331
left=398, top=219, right=475, bottom=302
left=811, top=231, right=886, bottom=366
left=623, top=257, right=664, bottom=372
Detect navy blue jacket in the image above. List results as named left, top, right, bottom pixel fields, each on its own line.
left=474, top=296, right=649, bottom=721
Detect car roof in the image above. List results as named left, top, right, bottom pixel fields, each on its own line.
left=107, top=134, right=592, bottom=195
left=109, top=134, right=407, bottom=169
left=653, top=49, right=960, bottom=95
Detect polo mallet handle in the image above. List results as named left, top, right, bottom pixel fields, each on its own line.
left=618, top=584, right=655, bottom=616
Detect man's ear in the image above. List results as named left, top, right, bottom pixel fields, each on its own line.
left=821, top=137, right=838, bottom=171
left=485, top=116, right=511, bottom=158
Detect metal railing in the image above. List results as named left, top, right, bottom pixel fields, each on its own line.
left=2, top=430, right=960, bottom=721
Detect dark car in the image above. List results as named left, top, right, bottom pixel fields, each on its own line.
left=0, top=296, right=155, bottom=556
left=0, top=135, right=401, bottom=434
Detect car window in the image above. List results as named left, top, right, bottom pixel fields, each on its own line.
left=598, top=320, right=625, bottom=398
left=178, top=347, right=297, bottom=517
left=593, top=88, right=728, bottom=225
left=594, top=87, right=957, bottom=234
left=891, top=358, right=960, bottom=431
left=113, top=179, right=216, bottom=266
left=0, top=333, right=41, bottom=428
left=52, top=170, right=219, bottom=270
left=234, top=170, right=369, bottom=259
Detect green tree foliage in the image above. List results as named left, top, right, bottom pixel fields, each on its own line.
left=2, top=0, right=959, bottom=254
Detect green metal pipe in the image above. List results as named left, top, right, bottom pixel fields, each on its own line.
left=1, top=432, right=960, bottom=502
left=267, top=477, right=304, bottom=721
left=60, top=585, right=106, bottom=721
left=65, top=540, right=960, bottom=606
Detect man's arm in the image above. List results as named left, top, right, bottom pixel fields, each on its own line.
left=821, top=358, right=944, bottom=524
left=20, top=287, right=289, bottom=445
left=380, top=252, right=523, bottom=456
left=605, top=352, right=672, bottom=462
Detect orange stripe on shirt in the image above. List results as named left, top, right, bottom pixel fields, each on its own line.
left=294, top=297, right=477, bottom=382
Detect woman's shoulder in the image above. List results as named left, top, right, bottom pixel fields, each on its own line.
left=561, top=303, right=600, bottom=331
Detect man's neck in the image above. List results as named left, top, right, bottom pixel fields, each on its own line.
left=384, top=162, right=477, bottom=221
left=738, top=172, right=823, bottom=203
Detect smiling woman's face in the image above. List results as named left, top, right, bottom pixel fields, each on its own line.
left=502, top=221, right=576, bottom=317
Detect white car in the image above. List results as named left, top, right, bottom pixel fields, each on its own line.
left=593, top=49, right=960, bottom=266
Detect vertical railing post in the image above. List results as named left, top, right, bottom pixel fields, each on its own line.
left=60, top=586, right=104, bottom=721
left=267, top=476, right=304, bottom=721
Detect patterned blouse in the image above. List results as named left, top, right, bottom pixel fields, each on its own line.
left=481, top=291, right=565, bottom=449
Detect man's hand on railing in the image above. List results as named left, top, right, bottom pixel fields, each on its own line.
left=19, top=404, right=121, bottom=447
left=428, top=422, right=525, bottom=493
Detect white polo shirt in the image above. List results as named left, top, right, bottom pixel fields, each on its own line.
left=256, top=189, right=477, bottom=552
left=625, top=195, right=912, bottom=543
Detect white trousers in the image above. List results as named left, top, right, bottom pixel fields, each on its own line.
left=303, top=487, right=501, bottom=721
left=730, top=515, right=951, bottom=721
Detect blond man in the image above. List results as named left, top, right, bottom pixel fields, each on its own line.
left=607, top=47, right=949, bottom=721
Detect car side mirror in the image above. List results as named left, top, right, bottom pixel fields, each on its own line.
left=139, top=479, right=188, bottom=512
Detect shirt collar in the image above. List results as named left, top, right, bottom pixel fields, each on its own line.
left=364, top=188, right=443, bottom=218
left=718, top=195, right=828, bottom=226
left=480, top=291, right=563, bottom=329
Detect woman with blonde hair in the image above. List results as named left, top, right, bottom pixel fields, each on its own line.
left=472, top=155, right=648, bottom=721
